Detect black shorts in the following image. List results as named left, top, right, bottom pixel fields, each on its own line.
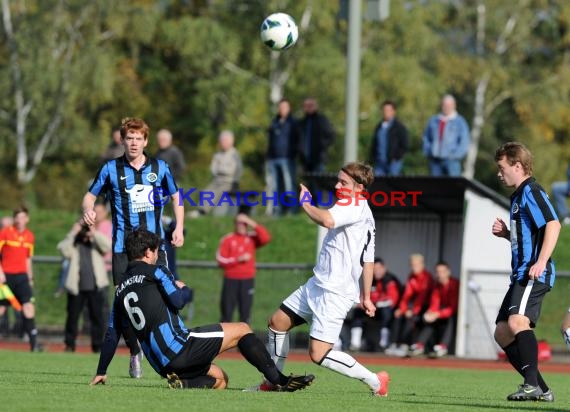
left=495, top=280, right=550, bottom=328
left=4, top=273, right=33, bottom=305
left=112, top=250, right=167, bottom=285
left=165, top=324, right=224, bottom=380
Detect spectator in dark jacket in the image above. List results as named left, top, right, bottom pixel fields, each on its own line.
left=298, top=97, right=335, bottom=174
left=551, top=165, right=570, bottom=225
left=155, top=129, right=186, bottom=182
left=266, top=98, right=300, bottom=216
left=369, top=100, right=409, bottom=176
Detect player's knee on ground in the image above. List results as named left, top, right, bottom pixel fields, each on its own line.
left=209, top=364, right=229, bottom=390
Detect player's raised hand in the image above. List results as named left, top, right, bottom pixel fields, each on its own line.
left=299, top=183, right=312, bottom=204
left=175, top=280, right=186, bottom=289
left=90, top=375, right=107, bottom=385
left=492, top=217, right=509, bottom=239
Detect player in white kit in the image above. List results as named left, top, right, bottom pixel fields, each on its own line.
left=251, top=162, right=389, bottom=396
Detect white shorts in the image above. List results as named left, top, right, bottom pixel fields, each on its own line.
left=282, top=277, right=354, bottom=343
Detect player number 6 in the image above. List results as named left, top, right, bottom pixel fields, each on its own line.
left=124, top=292, right=146, bottom=330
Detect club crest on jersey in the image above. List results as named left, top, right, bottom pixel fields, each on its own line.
left=146, top=172, right=158, bottom=183
left=512, top=203, right=519, bottom=214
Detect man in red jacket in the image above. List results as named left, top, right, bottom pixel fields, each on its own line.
left=385, top=254, right=433, bottom=356
left=409, top=261, right=459, bottom=357
left=216, top=213, right=271, bottom=323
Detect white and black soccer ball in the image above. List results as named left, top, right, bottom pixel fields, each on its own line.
left=260, top=13, right=299, bottom=51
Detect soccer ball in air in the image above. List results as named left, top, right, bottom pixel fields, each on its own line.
left=260, top=13, right=299, bottom=51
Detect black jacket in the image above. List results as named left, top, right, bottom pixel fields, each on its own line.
left=298, top=112, right=335, bottom=168
left=369, top=118, right=409, bottom=163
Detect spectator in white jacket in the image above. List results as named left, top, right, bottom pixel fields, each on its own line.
left=57, top=219, right=111, bottom=353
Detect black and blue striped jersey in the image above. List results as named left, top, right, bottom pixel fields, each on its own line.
left=509, top=177, right=558, bottom=287
left=98, top=261, right=192, bottom=376
left=89, top=154, right=178, bottom=253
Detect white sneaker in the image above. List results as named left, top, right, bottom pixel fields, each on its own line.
left=129, top=351, right=143, bottom=378
left=393, top=344, right=409, bottom=357
left=242, top=380, right=276, bottom=392
left=432, top=344, right=448, bottom=357
left=409, top=343, right=425, bottom=356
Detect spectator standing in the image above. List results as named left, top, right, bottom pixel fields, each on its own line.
left=58, top=220, right=111, bottom=353
left=189, top=130, right=243, bottom=217
left=409, top=261, right=459, bottom=357
left=0, top=206, right=42, bottom=352
left=385, top=254, right=433, bottom=357
left=155, top=129, right=186, bottom=182
left=369, top=100, right=409, bottom=176
left=216, top=213, right=271, bottom=323
left=551, top=165, right=570, bottom=225
left=422, top=95, right=470, bottom=176
left=298, top=97, right=335, bottom=175
left=266, top=99, right=300, bottom=216
left=100, top=128, right=124, bottom=164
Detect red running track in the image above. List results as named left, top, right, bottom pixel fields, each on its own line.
left=1, top=340, right=568, bottom=373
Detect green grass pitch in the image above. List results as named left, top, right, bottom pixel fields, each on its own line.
left=1, top=350, right=568, bottom=411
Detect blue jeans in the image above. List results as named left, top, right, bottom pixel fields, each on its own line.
left=374, top=160, right=403, bottom=176
left=267, top=158, right=295, bottom=215
left=429, top=158, right=462, bottom=177
left=551, top=181, right=569, bottom=219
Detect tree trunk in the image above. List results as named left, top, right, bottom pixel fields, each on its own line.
left=464, top=73, right=489, bottom=180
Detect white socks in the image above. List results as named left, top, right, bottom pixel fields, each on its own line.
left=380, top=327, right=390, bottom=349
left=350, top=327, right=363, bottom=350
left=267, top=327, right=289, bottom=371
left=563, top=328, right=570, bottom=352
left=320, top=350, right=379, bottom=391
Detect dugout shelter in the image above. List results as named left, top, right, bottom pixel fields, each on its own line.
left=307, top=174, right=512, bottom=359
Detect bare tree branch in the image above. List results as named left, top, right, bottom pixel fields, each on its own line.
left=223, top=60, right=268, bottom=84
left=24, top=7, right=89, bottom=183
left=485, top=90, right=512, bottom=118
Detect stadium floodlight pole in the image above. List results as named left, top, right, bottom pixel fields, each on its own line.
left=343, top=0, right=362, bottom=163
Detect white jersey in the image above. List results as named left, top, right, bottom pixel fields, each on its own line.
left=312, top=198, right=376, bottom=302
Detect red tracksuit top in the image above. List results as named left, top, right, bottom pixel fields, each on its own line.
left=398, top=269, right=434, bottom=315
left=427, top=277, right=460, bottom=319
left=216, top=225, right=271, bottom=279
left=370, top=273, right=401, bottom=309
